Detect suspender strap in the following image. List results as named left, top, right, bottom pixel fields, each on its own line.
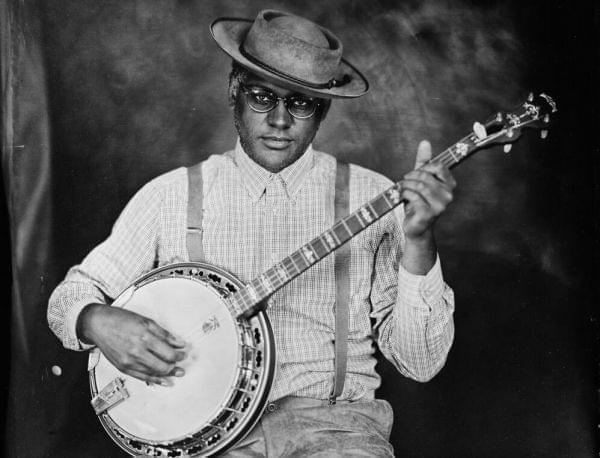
left=186, top=163, right=204, bottom=262
left=330, top=161, right=350, bottom=403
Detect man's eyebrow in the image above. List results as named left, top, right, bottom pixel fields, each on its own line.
left=245, top=85, right=273, bottom=92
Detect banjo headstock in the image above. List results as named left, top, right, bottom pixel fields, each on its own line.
left=430, top=93, right=557, bottom=168
left=474, top=92, right=558, bottom=153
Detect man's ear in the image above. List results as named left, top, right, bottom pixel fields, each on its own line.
left=228, top=80, right=238, bottom=108
left=228, top=61, right=249, bottom=108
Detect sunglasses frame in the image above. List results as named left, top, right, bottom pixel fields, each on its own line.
left=240, top=84, right=321, bottom=119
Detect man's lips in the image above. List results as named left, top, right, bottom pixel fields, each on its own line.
left=261, top=136, right=293, bottom=150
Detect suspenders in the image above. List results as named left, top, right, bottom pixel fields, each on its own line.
left=186, top=162, right=205, bottom=262
left=186, top=160, right=351, bottom=403
left=330, top=162, right=350, bottom=404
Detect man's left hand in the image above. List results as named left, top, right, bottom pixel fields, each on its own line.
left=400, top=140, right=456, bottom=240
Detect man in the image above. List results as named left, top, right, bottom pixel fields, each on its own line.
left=48, top=9, right=455, bottom=456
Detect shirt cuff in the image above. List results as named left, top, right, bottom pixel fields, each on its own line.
left=397, top=254, right=446, bottom=311
left=65, top=299, right=99, bottom=351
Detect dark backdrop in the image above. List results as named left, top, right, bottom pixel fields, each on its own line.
left=2, top=0, right=598, bottom=456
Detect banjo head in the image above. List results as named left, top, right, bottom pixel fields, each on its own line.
left=89, top=263, right=275, bottom=456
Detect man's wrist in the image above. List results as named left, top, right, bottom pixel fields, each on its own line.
left=401, top=228, right=437, bottom=275
left=76, top=303, right=104, bottom=345
left=404, top=228, right=435, bottom=248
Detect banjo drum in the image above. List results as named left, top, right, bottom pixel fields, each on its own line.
left=89, top=262, right=275, bottom=457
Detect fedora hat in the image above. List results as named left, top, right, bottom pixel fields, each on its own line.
left=210, top=9, right=369, bottom=99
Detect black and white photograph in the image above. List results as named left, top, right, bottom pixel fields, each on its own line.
left=1, top=1, right=598, bottom=456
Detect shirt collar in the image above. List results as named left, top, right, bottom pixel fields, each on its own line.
left=234, top=138, right=315, bottom=203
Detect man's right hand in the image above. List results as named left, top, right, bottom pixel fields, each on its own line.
left=77, top=304, right=187, bottom=386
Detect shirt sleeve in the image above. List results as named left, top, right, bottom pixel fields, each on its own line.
left=47, top=181, right=163, bottom=351
left=370, top=210, right=455, bottom=382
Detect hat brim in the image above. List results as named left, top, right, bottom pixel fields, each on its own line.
left=210, top=17, right=369, bottom=99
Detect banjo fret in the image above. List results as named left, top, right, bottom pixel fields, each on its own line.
left=263, top=270, right=280, bottom=288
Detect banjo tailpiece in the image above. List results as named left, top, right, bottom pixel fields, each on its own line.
left=91, top=377, right=129, bottom=415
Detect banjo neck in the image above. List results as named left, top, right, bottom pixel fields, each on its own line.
left=229, top=93, right=557, bottom=319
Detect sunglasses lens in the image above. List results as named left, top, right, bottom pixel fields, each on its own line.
left=247, top=90, right=276, bottom=112
left=288, top=97, right=317, bottom=118
left=244, top=87, right=318, bottom=118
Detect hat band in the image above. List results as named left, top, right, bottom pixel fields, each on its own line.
left=239, top=44, right=352, bottom=90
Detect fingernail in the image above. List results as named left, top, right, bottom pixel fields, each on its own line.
left=172, top=335, right=186, bottom=347
left=173, top=368, right=185, bottom=377
left=159, top=378, right=174, bottom=387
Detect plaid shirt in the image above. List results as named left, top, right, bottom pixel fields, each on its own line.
left=48, top=141, right=454, bottom=401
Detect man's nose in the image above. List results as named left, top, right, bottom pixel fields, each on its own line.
left=267, top=100, right=292, bottom=129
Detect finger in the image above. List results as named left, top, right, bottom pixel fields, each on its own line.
left=121, top=348, right=184, bottom=378
left=401, top=187, right=425, bottom=209
left=125, top=368, right=174, bottom=387
left=146, top=334, right=187, bottom=364
left=128, top=339, right=179, bottom=376
left=146, top=319, right=187, bottom=348
left=400, top=178, right=452, bottom=214
left=418, top=162, right=457, bottom=188
left=404, top=169, right=450, bottom=190
left=402, top=172, right=454, bottom=203
left=400, top=186, right=447, bottom=227
left=414, top=140, right=432, bottom=170
left=138, top=350, right=180, bottom=377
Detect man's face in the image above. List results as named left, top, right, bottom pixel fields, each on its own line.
left=234, top=74, right=324, bottom=173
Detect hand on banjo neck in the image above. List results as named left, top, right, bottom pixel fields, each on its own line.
left=77, top=303, right=188, bottom=386
left=397, top=139, right=456, bottom=275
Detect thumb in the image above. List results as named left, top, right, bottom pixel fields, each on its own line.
left=414, top=140, right=432, bottom=170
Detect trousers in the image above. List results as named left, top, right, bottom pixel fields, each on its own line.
left=220, top=397, right=395, bottom=457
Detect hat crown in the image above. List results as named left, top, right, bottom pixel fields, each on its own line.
left=242, top=10, right=343, bottom=85
left=269, top=14, right=330, bottom=49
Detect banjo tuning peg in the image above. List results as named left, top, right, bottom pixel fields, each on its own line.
left=473, top=121, right=487, bottom=140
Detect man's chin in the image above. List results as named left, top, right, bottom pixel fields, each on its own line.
left=254, top=146, right=301, bottom=172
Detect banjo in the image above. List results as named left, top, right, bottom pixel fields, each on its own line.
left=89, top=93, right=556, bottom=456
